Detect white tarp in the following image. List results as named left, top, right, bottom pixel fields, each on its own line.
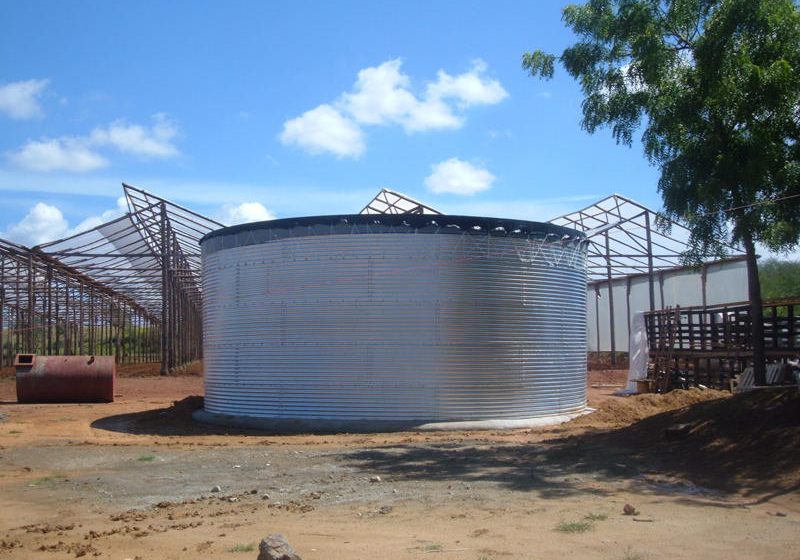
left=626, top=311, right=649, bottom=392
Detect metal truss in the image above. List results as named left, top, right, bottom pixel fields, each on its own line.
left=548, top=193, right=744, bottom=283
left=1, top=184, right=224, bottom=373
left=1, top=237, right=161, bottom=370
left=2, top=184, right=748, bottom=373
left=360, top=188, right=442, bottom=215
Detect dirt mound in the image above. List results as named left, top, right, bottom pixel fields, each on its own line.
left=575, top=387, right=729, bottom=429
left=590, top=388, right=800, bottom=494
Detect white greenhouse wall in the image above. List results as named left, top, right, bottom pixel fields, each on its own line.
left=587, top=258, right=748, bottom=352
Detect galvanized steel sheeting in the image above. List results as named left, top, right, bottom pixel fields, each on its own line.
left=201, top=222, right=587, bottom=423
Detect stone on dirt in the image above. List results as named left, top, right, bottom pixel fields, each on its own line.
left=257, top=533, right=301, bottom=560
left=210, top=485, right=221, bottom=493
left=623, top=503, right=639, bottom=516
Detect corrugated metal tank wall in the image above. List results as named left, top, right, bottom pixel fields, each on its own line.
left=200, top=215, right=588, bottom=427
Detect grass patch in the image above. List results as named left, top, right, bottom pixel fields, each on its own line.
left=137, top=455, right=156, bottom=462
left=424, top=543, right=443, bottom=552
left=228, top=543, right=255, bottom=553
left=28, top=475, right=65, bottom=487
left=555, top=520, right=593, bottom=533
left=9, top=430, right=21, bottom=434
left=622, top=547, right=644, bottom=560
left=584, top=512, right=608, bottom=521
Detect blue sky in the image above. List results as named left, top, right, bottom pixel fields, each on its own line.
left=0, top=0, right=663, bottom=247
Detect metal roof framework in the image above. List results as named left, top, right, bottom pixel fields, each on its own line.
left=360, top=188, right=443, bottom=215
left=361, top=190, right=743, bottom=287
left=547, top=193, right=746, bottom=361
left=0, top=183, right=223, bottom=372
left=1, top=184, right=748, bottom=372
left=36, top=183, right=223, bottom=315
left=548, top=193, right=744, bottom=283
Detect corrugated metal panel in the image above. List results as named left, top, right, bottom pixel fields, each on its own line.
left=202, top=226, right=587, bottom=423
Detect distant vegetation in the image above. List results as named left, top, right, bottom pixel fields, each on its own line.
left=760, top=259, right=800, bottom=300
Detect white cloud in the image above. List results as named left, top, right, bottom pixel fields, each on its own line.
left=216, top=201, right=275, bottom=225
left=340, top=59, right=419, bottom=126
left=71, top=196, right=128, bottom=233
left=5, top=114, right=180, bottom=173
left=0, top=202, right=70, bottom=246
left=2, top=197, right=131, bottom=246
left=339, top=59, right=506, bottom=132
left=424, top=158, right=495, bottom=196
left=90, top=114, right=179, bottom=158
left=280, top=104, right=365, bottom=158
left=426, top=60, right=508, bottom=107
left=280, top=59, right=508, bottom=156
left=404, top=97, right=462, bottom=132
left=0, top=79, right=49, bottom=119
left=337, top=59, right=461, bottom=131
left=6, top=137, right=108, bottom=173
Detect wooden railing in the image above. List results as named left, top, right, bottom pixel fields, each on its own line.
left=644, top=299, right=800, bottom=389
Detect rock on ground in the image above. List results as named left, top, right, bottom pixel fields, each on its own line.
left=257, top=533, right=301, bottom=560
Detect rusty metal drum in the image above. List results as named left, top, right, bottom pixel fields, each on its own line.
left=14, top=354, right=115, bottom=403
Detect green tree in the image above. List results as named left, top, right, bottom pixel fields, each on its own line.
left=525, top=0, right=800, bottom=385
left=759, top=258, right=800, bottom=299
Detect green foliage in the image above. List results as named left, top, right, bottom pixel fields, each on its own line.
left=584, top=512, right=608, bottom=521
left=28, top=475, right=65, bottom=487
left=137, top=454, right=156, bottom=462
left=522, top=50, right=556, bottom=78
left=759, top=258, right=800, bottom=299
left=524, top=0, right=800, bottom=259
left=555, top=520, right=593, bottom=533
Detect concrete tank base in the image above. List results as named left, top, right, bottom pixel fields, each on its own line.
left=192, top=407, right=592, bottom=434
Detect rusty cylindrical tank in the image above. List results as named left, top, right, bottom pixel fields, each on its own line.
left=14, top=354, right=115, bottom=403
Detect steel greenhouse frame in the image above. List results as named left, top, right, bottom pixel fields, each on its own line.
left=0, top=184, right=223, bottom=373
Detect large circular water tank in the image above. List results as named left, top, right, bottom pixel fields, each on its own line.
left=196, top=214, right=588, bottom=432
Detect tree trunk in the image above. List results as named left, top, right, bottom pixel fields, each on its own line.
left=742, top=232, right=766, bottom=386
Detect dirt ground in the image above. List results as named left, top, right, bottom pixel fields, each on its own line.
left=0, top=366, right=798, bottom=560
